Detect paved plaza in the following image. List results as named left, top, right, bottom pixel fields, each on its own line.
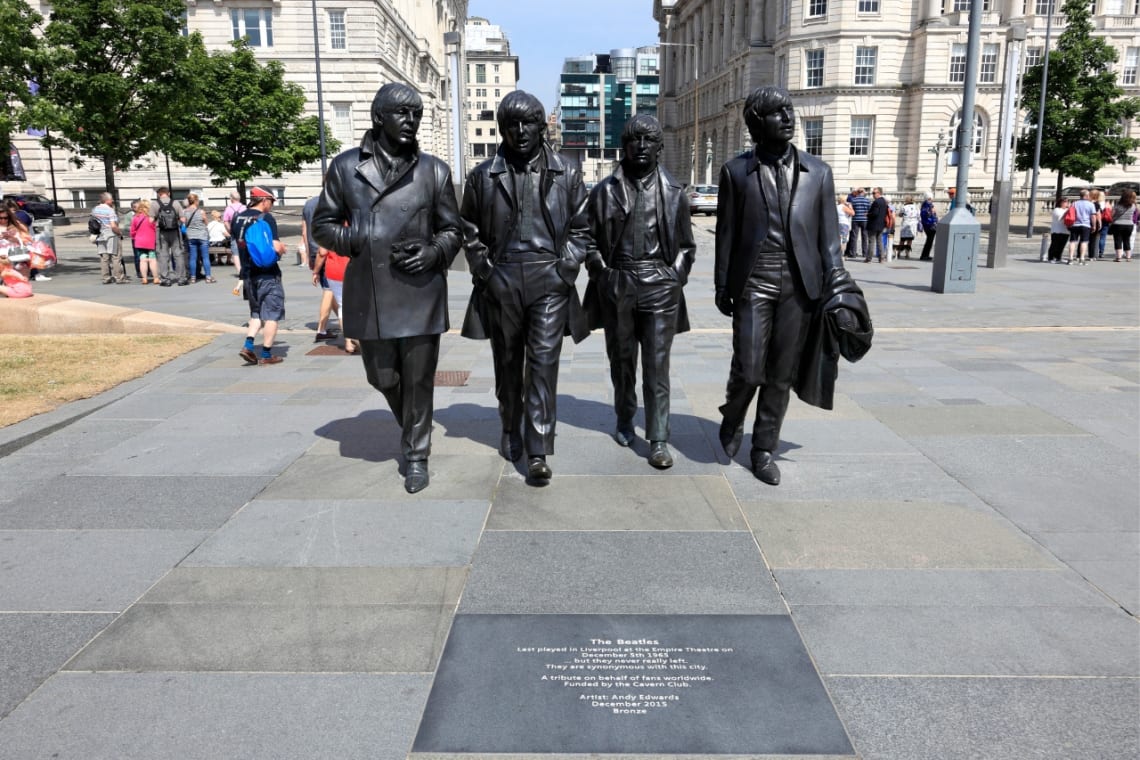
left=0, top=217, right=1137, bottom=759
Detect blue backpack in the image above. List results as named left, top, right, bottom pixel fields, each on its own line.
left=243, top=213, right=278, bottom=268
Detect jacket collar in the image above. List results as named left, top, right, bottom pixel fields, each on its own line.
left=489, top=143, right=566, bottom=176
left=356, top=130, right=419, bottom=200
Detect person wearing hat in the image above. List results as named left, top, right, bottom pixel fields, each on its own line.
left=312, top=83, right=463, bottom=494
left=231, top=186, right=287, bottom=365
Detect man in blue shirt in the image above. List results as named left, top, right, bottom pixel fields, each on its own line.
left=232, top=187, right=286, bottom=364
left=1067, top=189, right=1100, bottom=266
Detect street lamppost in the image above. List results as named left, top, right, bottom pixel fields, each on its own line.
left=704, top=136, right=713, bottom=186
left=657, top=40, right=699, bottom=186
left=310, top=0, right=328, bottom=177
left=929, top=128, right=949, bottom=196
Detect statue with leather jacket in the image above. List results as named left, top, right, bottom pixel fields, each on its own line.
left=583, top=114, right=696, bottom=470
left=460, top=91, right=590, bottom=485
left=714, top=86, right=872, bottom=485
left=312, top=83, right=462, bottom=495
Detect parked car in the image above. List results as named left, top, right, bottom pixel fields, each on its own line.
left=1058, top=185, right=1105, bottom=199
left=3, top=193, right=66, bottom=220
left=687, top=185, right=718, bottom=215
left=1107, top=181, right=1139, bottom=198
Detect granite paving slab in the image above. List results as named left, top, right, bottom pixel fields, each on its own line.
left=827, top=676, right=1140, bottom=760
left=793, top=605, right=1140, bottom=676
left=0, top=672, right=431, bottom=760
left=66, top=601, right=453, bottom=672
left=1068, top=559, right=1140, bottom=615
left=723, top=457, right=991, bottom=508
left=774, top=568, right=1111, bottom=607
left=257, top=453, right=504, bottom=502
left=868, top=405, right=1088, bottom=436
left=539, top=433, right=723, bottom=475
left=459, top=531, right=784, bottom=615
left=183, top=499, right=488, bottom=567
left=0, top=530, right=207, bottom=611
left=742, top=501, right=1057, bottom=569
left=68, top=431, right=315, bottom=477
left=486, top=475, right=744, bottom=531
left=773, top=419, right=918, bottom=457
left=414, top=614, right=854, bottom=756
left=907, top=435, right=1140, bottom=532
left=142, top=566, right=468, bottom=606
left=0, top=613, right=114, bottom=718
left=1032, top=531, right=1140, bottom=561
left=0, top=475, right=271, bottom=530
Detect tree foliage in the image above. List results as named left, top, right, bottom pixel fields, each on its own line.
left=0, top=0, right=44, bottom=159
left=25, top=0, right=204, bottom=202
left=168, top=41, right=338, bottom=198
left=1016, top=0, right=1140, bottom=191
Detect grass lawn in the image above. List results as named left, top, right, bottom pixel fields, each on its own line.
left=0, top=334, right=214, bottom=427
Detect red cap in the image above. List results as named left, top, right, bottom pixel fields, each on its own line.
left=249, top=186, right=277, bottom=201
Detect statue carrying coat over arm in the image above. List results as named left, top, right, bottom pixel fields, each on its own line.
left=714, top=86, right=872, bottom=486
left=312, top=82, right=462, bottom=495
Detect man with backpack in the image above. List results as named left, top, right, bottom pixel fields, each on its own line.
left=150, top=187, right=186, bottom=286
left=231, top=186, right=287, bottom=365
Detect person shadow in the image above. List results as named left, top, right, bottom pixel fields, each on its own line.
left=313, top=393, right=732, bottom=473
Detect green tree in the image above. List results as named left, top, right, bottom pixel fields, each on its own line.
left=0, top=0, right=44, bottom=171
left=25, top=0, right=204, bottom=203
left=1016, top=0, right=1140, bottom=193
left=168, top=42, right=338, bottom=199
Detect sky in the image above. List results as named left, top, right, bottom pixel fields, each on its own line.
left=466, top=0, right=661, bottom=110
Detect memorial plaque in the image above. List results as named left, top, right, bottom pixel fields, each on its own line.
left=413, top=614, right=854, bottom=755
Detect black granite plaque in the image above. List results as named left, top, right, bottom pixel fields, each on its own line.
left=413, top=614, right=854, bottom=755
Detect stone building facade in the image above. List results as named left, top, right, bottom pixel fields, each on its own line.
left=463, top=17, right=519, bottom=174
left=653, top=0, right=1140, bottom=195
left=9, top=0, right=467, bottom=208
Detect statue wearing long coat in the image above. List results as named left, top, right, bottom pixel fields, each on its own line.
left=313, top=132, right=462, bottom=340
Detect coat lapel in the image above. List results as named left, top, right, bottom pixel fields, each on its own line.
left=355, top=158, right=389, bottom=204
left=660, top=167, right=682, bottom=255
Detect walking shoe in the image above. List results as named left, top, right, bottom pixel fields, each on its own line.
left=719, top=419, right=744, bottom=458
left=239, top=347, right=258, bottom=365
left=527, top=456, right=552, bottom=483
left=33, top=274, right=51, bottom=281
left=189, top=277, right=197, bottom=284
left=750, top=450, right=781, bottom=486
left=613, top=423, right=635, bottom=447
left=404, top=460, right=429, bottom=494
left=160, top=280, right=173, bottom=286
left=258, top=356, right=283, bottom=365
left=648, top=442, right=674, bottom=469
left=177, top=280, right=189, bottom=286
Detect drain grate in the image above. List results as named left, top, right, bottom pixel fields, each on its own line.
left=307, top=345, right=350, bottom=356
left=435, top=370, right=470, bottom=387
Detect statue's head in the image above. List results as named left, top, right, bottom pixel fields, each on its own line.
left=371, top=83, right=423, bottom=152
left=497, top=91, right=547, bottom=161
left=743, top=86, right=795, bottom=149
left=621, top=114, right=664, bottom=177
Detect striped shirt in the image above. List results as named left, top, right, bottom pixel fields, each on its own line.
left=850, top=194, right=871, bottom=223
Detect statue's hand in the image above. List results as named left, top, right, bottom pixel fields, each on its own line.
left=830, top=306, right=858, bottom=332
left=715, top=289, right=734, bottom=317
left=392, top=242, right=440, bottom=275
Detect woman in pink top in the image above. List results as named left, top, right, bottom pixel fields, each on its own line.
left=130, top=199, right=159, bottom=284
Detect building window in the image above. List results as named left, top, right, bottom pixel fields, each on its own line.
left=803, top=118, right=823, bottom=156
left=854, top=47, right=877, bottom=85
left=807, top=0, right=827, bottom=16
left=947, top=0, right=991, bottom=10
left=328, top=9, right=346, bottom=50
left=951, top=110, right=985, bottom=155
left=231, top=8, right=273, bottom=48
left=781, top=0, right=790, bottom=26
left=1034, top=0, right=1054, bottom=13
left=979, top=43, right=999, bottom=83
left=475, top=128, right=483, bottom=136
left=473, top=143, right=486, bottom=157
left=490, top=128, right=496, bottom=136
left=1124, top=47, right=1138, bottom=85
left=857, top=0, right=880, bottom=11
left=331, top=103, right=353, bottom=147
left=805, top=49, right=825, bottom=88
left=1024, top=46, right=1044, bottom=70
left=475, top=64, right=486, bottom=84
left=849, top=118, right=872, bottom=156
left=1103, top=0, right=1123, bottom=11
left=949, top=43, right=967, bottom=83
